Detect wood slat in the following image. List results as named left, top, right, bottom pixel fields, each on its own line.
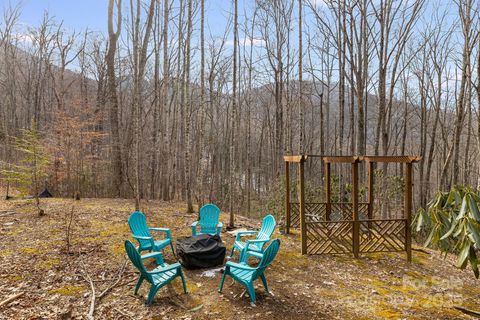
left=359, top=220, right=406, bottom=253
left=283, top=155, right=307, bottom=162
left=323, top=156, right=362, bottom=163
left=362, top=155, right=422, bottom=163
left=306, top=221, right=353, bottom=254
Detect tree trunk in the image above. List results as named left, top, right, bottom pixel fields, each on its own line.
left=107, top=0, right=123, bottom=197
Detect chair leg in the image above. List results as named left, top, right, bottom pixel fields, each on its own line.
left=146, top=285, right=159, bottom=305
left=134, top=275, right=144, bottom=295
left=229, top=246, right=235, bottom=257
left=246, top=283, right=256, bottom=304
left=260, top=274, right=269, bottom=293
left=179, top=269, right=188, bottom=294
left=170, top=242, right=175, bottom=256
left=218, top=271, right=228, bottom=293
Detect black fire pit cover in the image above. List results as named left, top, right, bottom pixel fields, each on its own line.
left=176, top=234, right=226, bottom=269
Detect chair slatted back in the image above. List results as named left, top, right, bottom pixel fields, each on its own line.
left=125, top=240, right=153, bottom=283
left=257, top=239, right=280, bottom=271
left=257, top=215, right=276, bottom=241
left=128, top=211, right=151, bottom=248
left=199, top=204, right=220, bottom=234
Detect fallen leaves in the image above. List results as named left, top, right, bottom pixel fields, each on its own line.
left=1, top=198, right=480, bottom=319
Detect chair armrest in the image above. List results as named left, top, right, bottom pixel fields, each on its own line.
left=149, top=227, right=170, bottom=232
left=133, top=235, right=153, bottom=241
left=235, top=230, right=258, bottom=241
left=133, top=234, right=155, bottom=250
left=149, top=227, right=171, bottom=238
left=244, top=239, right=268, bottom=252
left=242, top=250, right=263, bottom=263
left=140, top=251, right=163, bottom=260
left=226, top=261, right=255, bottom=271
left=191, top=221, right=199, bottom=236
left=246, top=239, right=268, bottom=244
left=148, top=262, right=181, bottom=274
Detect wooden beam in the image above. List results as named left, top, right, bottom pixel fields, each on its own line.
left=323, top=156, right=361, bottom=163
left=363, top=156, right=422, bottom=163
left=285, top=161, right=291, bottom=234
left=368, top=161, right=374, bottom=220
left=405, top=162, right=413, bottom=262
left=352, top=161, right=359, bottom=258
left=325, top=162, right=331, bottom=221
left=299, top=159, right=307, bottom=255
left=284, top=155, right=306, bottom=163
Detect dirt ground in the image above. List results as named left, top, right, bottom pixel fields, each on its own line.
left=1, top=198, right=480, bottom=319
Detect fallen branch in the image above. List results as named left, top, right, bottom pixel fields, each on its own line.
left=188, top=304, right=203, bottom=312
left=412, top=248, right=431, bottom=255
left=0, top=211, right=15, bottom=218
left=97, top=260, right=128, bottom=300
left=454, top=306, right=480, bottom=318
left=79, top=260, right=96, bottom=320
left=234, top=289, right=247, bottom=299
left=0, top=292, right=25, bottom=308
left=113, top=307, right=134, bottom=319
left=168, top=297, right=187, bottom=310
left=80, top=258, right=128, bottom=320
left=166, top=284, right=188, bottom=310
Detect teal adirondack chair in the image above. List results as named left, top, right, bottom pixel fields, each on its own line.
left=230, top=214, right=276, bottom=262
left=124, top=240, right=187, bottom=305
left=219, top=239, right=280, bottom=304
left=191, top=204, right=223, bottom=236
left=128, top=211, right=175, bottom=258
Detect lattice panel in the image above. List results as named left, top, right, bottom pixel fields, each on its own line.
left=359, top=203, right=369, bottom=220
left=306, top=221, right=353, bottom=254
left=289, top=203, right=327, bottom=227
left=289, top=203, right=300, bottom=228
left=359, top=219, right=406, bottom=253
left=306, top=203, right=326, bottom=221
left=330, top=203, right=352, bottom=220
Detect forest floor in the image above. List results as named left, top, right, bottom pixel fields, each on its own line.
left=1, top=198, right=480, bottom=320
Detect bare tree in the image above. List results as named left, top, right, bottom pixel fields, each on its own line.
left=184, top=0, right=194, bottom=213
left=128, top=0, right=156, bottom=210
left=106, top=0, right=123, bottom=197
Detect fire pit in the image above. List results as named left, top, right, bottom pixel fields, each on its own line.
left=176, top=234, right=226, bottom=269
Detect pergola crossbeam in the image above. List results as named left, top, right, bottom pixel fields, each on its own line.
left=363, top=156, right=422, bottom=163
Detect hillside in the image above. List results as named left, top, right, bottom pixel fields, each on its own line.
left=1, top=198, right=479, bottom=319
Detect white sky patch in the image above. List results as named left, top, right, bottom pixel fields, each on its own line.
left=227, top=37, right=266, bottom=47
left=309, top=0, right=329, bottom=7
left=12, top=33, right=34, bottom=45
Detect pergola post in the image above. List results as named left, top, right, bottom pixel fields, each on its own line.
left=285, top=160, right=291, bottom=234
left=367, top=161, right=374, bottom=236
left=325, top=162, right=331, bottom=221
left=367, top=161, right=374, bottom=220
left=352, top=160, right=360, bottom=258
left=299, top=156, right=307, bottom=254
left=405, top=162, right=413, bottom=262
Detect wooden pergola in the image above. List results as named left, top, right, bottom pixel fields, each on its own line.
left=284, top=155, right=421, bottom=261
